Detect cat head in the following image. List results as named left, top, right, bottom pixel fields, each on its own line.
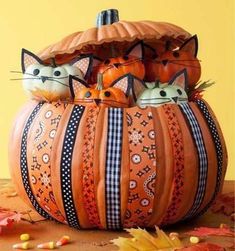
left=135, top=69, right=188, bottom=108
left=94, top=41, right=145, bottom=88
left=158, top=35, right=201, bottom=86
left=69, top=74, right=135, bottom=108
left=21, top=49, right=93, bottom=101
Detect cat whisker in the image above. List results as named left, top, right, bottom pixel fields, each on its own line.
left=10, top=71, right=36, bottom=77
left=167, top=62, right=201, bottom=68
left=48, top=79, right=69, bottom=87
left=169, top=59, right=202, bottom=62
left=10, top=77, right=40, bottom=81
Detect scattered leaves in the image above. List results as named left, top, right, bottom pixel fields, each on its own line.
left=211, top=192, right=234, bottom=217
left=179, top=242, right=225, bottom=251
left=185, top=226, right=235, bottom=238
left=112, top=227, right=183, bottom=251
left=0, top=207, right=21, bottom=233
left=189, top=80, right=215, bottom=101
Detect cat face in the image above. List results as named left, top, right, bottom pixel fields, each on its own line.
left=21, top=49, right=93, bottom=101
left=158, top=35, right=201, bottom=86
left=93, top=41, right=145, bottom=88
left=136, top=69, right=188, bottom=108
left=69, top=74, right=134, bottom=108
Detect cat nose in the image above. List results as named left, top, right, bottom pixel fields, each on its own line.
left=113, top=63, right=121, bottom=68
left=94, top=99, right=101, bottom=105
left=41, top=76, right=48, bottom=83
left=162, top=59, right=168, bottom=66
left=172, top=97, right=178, bottom=103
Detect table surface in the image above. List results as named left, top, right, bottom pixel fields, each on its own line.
left=0, top=180, right=234, bottom=251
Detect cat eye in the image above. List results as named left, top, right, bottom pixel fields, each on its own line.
left=33, top=69, right=40, bottom=75
left=160, top=90, right=166, bottom=97
left=177, top=89, right=182, bottom=95
left=85, top=91, right=91, bottom=98
left=123, top=55, right=129, bottom=60
left=173, top=51, right=180, bottom=58
left=104, top=91, right=111, bottom=97
left=54, top=70, right=61, bottom=76
left=104, top=59, right=110, bottom=65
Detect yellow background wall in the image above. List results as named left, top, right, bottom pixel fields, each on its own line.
left=0, top=0, right=234, bottom=179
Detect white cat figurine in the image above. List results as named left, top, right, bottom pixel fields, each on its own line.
left=136, top=69, right=188, bottom=108
left=21, top=49, right=93, bottom=102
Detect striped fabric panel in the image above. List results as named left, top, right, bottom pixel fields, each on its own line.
left=60, top=105, right=85, bottom=229
left=105, top=108, right=123, bottom=230
left=179, top=103, right=208, bottom=219
left=20, top=102, right=52, bottom=220
left=195, top=99, right=223, bottom=216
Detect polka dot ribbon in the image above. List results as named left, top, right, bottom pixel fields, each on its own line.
left=60, top=105, right=85, bottom=229
left=20, top=102, right=53, bottom=220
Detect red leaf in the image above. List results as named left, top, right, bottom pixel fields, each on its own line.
left=179, top=243, right=225, bottom=251
left=185, top=226, right=235, bottom=237
left=211, top=193, right=235, bottom=216
left=0, top=207, right=21, bottom=233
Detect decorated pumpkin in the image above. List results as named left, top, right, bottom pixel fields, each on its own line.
left=137, top=69, right=189, bottom=108
left=158, top=35, right=201, bottom=87
left=92, top=42, right=145, bottom=88
left=21, top=49, right=93, bottom=102
left=69, top=73, right=133, bottom=108
left=9, top=9, right=227, bottom=230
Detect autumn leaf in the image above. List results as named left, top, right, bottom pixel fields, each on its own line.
left=112, top=226, right=183, bottom=251
left=0, top=207, right=21, bottom=233
left=210, top=192, right=234, bottom=216
left=179, top=242, right=225, bottom=251
left=185, top=226, right=235, bottom=238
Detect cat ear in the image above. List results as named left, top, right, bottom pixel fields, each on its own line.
left=69, top=75, right=89, bottom=98
left=131, top=76, right=147, bottom=101
left=111, top=74, right=133, bottom=96
left=179, top=35, right=198, bottom=57
left=70, top=54, right=101, bottom=79
left=21, top=48, right=43, bottom=73
left=125, top=41, right=144, bottom=59
left=168, top=69, right=188, bottom=90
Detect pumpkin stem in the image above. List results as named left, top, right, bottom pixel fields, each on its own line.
left=96, top=73, right=103, bottom=90
left=155, top=80, right=160, bottom=88
left=165, top=40, right=171, bottom=51
left=50, top=58, right=57, bottom=67
left=96, top=9, right=119, bottom=27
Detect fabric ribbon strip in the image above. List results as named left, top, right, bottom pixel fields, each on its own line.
left=105, top=108, right=123, bottom=230
left=20, top=102, right=53, bottom=220
left=60, top=105, right=85, bottom=229
left=179, top=103, right=208, bottom=220
left=124, top=107, right=157, bottom=228
left=82, top=106, right=101, bottom=228
left=161, top=105, right=184, bottom=225
left=194, top=99, right=224, bottom=216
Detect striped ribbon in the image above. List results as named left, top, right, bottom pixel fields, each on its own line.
left=20, top=102, right=53, bottom=220
left=105, top=108, right=123, bottom=230
left=179, top=103, right=208, bottom=219
left=60, top=105, right=85, bottom=229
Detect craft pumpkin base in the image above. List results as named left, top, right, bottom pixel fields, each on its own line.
left=9, top=100, right=227, bottom=229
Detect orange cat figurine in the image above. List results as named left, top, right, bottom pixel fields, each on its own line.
left=69, top=74, right=134, bottom=108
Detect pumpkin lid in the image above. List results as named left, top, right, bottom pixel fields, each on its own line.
left=38, top=9, right=191, bottom=64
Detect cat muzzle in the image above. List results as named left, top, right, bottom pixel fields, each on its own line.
left=94, top=99, right=101, bottom=105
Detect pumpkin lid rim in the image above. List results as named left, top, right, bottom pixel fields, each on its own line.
left=38, top=20, right=191, bottom=61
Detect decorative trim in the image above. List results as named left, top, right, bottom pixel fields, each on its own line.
left=179, top=103, right=208, bottom=219
left=105, top=108, right=123, bottom=229
left=60, top=105, right=85, bottom=228
left=20, top=102, right=52, bottom=220
left=195, top=99, right=223, bottom=216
